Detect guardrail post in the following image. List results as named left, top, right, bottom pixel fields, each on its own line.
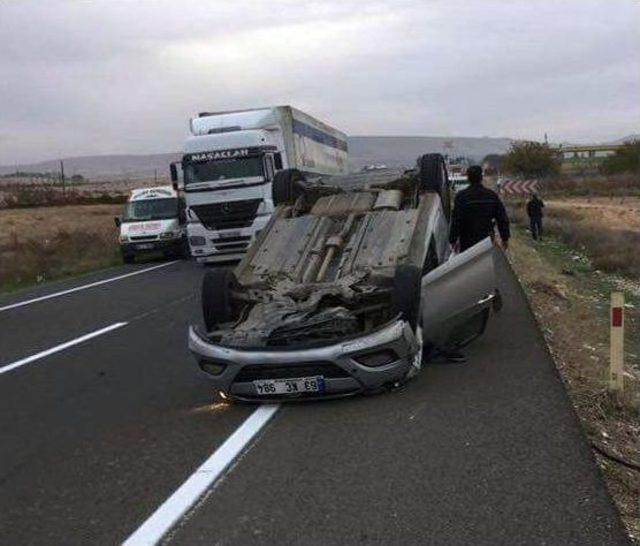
left=609, top=292, right=624, bottom=394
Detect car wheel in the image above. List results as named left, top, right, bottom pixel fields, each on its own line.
left=272, top=169, right=306, bottom=206
left=392, top=264, right=422, bottom=331
left=122, top=254, right=135, bottom=264
left=202, top=268, right=238, bottom=332
left=416, top=153, right=451, bottom=220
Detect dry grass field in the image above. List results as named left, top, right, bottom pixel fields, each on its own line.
left=507, top=197, right=640, bottom=278
left=0, top=204, right=122, bottom=291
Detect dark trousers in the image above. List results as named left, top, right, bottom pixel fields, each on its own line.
left=529, top=216, right=543, bottom=240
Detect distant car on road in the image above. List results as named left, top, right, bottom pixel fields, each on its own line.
left=189, top=153, right=499, bottom=401
left=115, top=186, right=188, bottom=264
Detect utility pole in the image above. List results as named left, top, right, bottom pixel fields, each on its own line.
left=60, top=160, right=66, bottom=199
left=154, top=168, right=158, bottom=184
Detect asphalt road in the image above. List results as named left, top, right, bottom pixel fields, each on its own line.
left=0, top=256, right=630, bottom=545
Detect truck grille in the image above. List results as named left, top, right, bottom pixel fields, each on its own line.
left=191, top=199, right=261, bottom=230
left=211, top=235, right=252, bottom=252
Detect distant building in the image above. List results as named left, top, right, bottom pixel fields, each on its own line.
left=554, top=143, right=621, bottom=173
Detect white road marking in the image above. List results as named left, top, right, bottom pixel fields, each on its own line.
left=0, top=261, right=179, bottom=313
left=123, top=404, right=280, bottom=546
left=0, top=322, right=128, bottom=375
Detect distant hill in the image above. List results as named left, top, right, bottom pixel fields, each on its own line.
left=0, top=135, right=537, bottom=179
left=0, top=153, right=181, bottom=180
left=3, top=134, right=635, bottom=179
left=610, top=134, right=640, bottom=144
left=348, top=136, right=512, bottom=169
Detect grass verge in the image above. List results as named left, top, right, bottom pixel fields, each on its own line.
left=508, top=226, right=640, bottom=541
left=0, top=204, right=123, bottom=292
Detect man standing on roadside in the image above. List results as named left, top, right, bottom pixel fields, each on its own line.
left=526, top=192, right=545, bottom=241
left=449, top=165, right=510, bottom=252
left=441, top=165, right=509, bottom=364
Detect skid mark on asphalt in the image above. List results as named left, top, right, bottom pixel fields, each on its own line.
left=0, top=261, right=179, bottom=313
left=123, top=404, right=280, bottom=546
left=0, top=322, right=128, bottom=375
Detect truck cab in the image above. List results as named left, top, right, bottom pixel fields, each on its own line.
left=178, top=129, right=283, bottom=263
left=172, top=106, right=348, bottom=263
left=115, top=186, right=187, bottom=264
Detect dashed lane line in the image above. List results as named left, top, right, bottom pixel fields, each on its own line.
left=123, top=404, right=280, bottom=546
left=0, top=322, right=128, bottom=375
left=0, top=261, right=179, bottom=313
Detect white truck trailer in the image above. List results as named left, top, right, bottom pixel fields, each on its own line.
left=171, top=106, right=349, bottom=263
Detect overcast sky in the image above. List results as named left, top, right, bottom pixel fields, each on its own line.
left=0, top=0, right=638, bottom=164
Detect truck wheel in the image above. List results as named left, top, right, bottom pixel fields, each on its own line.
left=392, top=264, right=422, bottom=330
left=272, top=169, right=306, bottom=206
left=202, top=268, right=237, bottom=332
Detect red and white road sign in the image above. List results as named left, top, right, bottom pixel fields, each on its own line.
left=500, top=179, right=539, bottom=195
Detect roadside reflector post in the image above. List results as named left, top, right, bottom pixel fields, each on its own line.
left=609, top=292, right=624, bottom=395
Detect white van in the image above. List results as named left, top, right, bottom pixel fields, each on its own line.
left=115, top=186, right=187, bottom=263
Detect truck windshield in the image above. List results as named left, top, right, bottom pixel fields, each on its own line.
left=184, top=157, right=264, bottom=185
left=122, top=198, right=178, bottom=222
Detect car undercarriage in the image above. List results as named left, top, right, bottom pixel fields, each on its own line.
left=189, top=154, right=498, bottom=401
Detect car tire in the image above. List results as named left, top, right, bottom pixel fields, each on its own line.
left=417, top=153, right=445, bottom=193
left=417, top=153, right=451, bottom=220
left=122, top=254, right=135, bottom=264
left=202, top=268, right=237, bottom=332
left=392, top=264, right=422, bottom=331
left=272, top=169, right=306, bottom=206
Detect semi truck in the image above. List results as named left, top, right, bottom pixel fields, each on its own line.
left=115, top=186, right=187, bottom=263
left=188, top=153, right=500, bottom=402
left=170, top=106, right=349, bottom=263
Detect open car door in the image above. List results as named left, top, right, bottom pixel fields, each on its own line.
left=420, top=237, right=498, bottom=350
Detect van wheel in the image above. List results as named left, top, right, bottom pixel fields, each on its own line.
left=392, top=264, right=422, bottom=330
left=202, top=268, right=237, bottom=332
left=272, top=169, right=306, bottom=206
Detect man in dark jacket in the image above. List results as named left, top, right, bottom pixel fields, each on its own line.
left=441, top=165, right=509, bottom=364
left=449, top=165, right=510, bottom=252
left=526, top=193, right=544, bottom=240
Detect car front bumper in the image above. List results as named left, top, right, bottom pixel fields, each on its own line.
left=188, top=319, right=421, bottom=401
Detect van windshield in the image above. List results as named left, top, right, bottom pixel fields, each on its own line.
left=122, top=198, right=178, bottom=222
left=184, top=157, right=264, bottom=185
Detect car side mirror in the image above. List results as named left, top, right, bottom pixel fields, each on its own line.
left=114, top=217, right=121, bottom=228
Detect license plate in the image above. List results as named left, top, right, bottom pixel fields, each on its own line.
left=217, top=230, right=242, bottom=239
left=253, top=376, right=324, bottom=396
left=136, top=243, right=154, bottom=250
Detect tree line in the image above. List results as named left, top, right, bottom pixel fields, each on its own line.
left=483, top=140, right=640, bottom=178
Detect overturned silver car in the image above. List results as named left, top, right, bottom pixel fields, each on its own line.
left=188, top=154, right=499, bottom=401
